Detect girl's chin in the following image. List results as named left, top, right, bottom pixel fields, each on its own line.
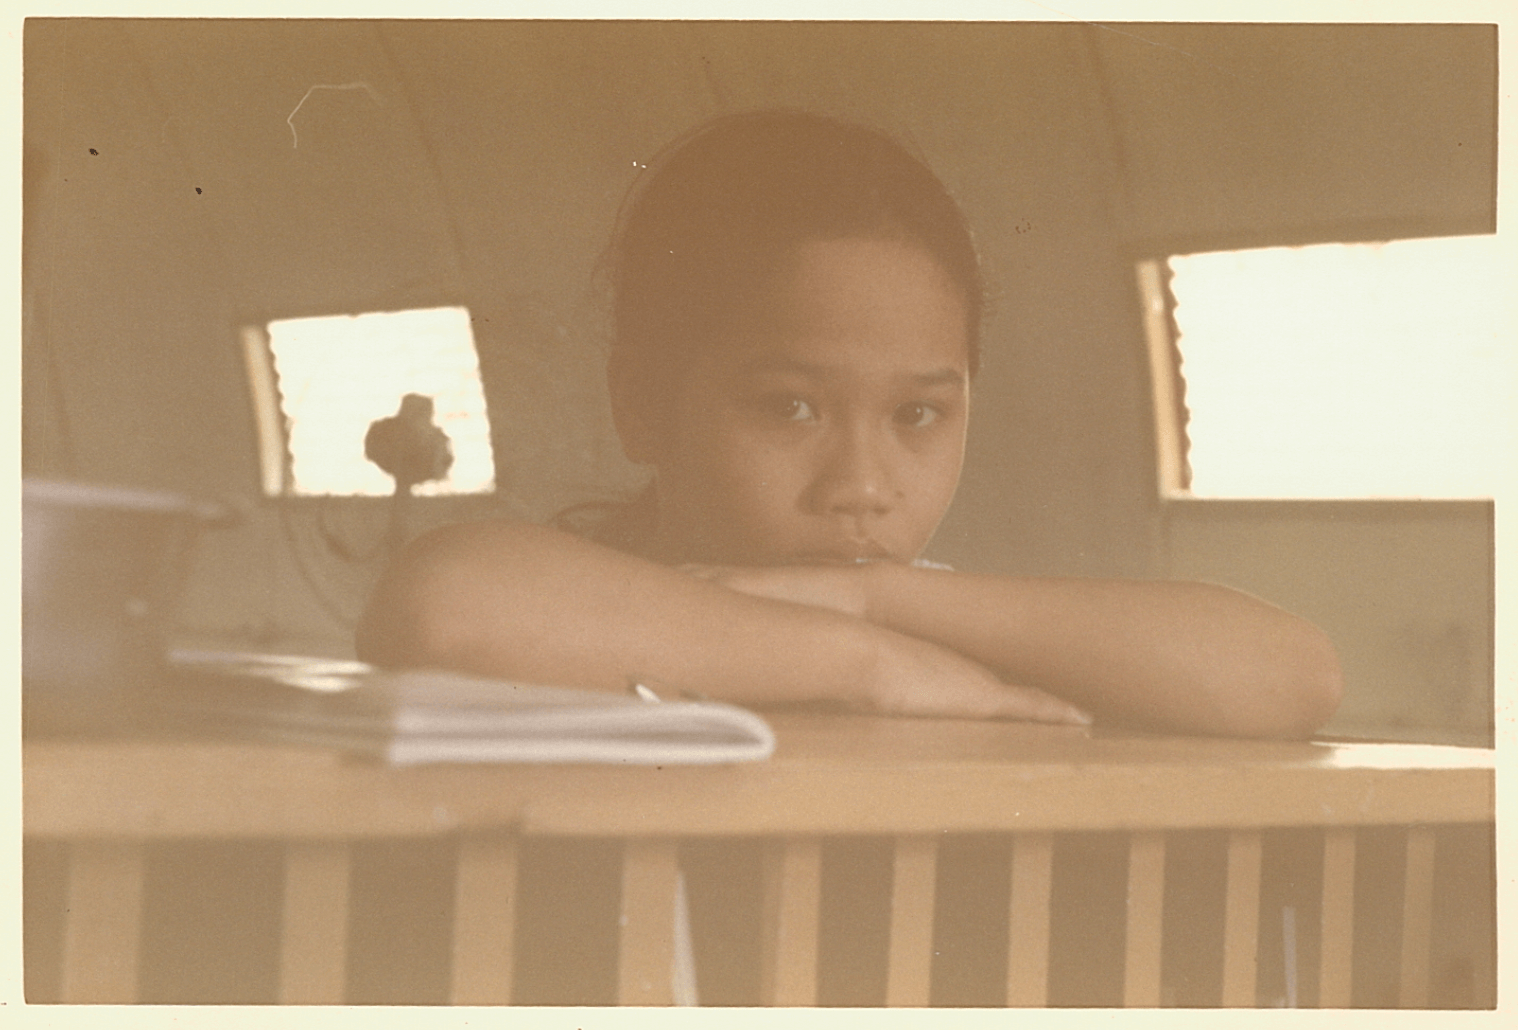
left=780, top=551, right=896, bottom=567
left=654, top=527, right=913, bottom=567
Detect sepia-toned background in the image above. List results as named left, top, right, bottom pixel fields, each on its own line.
left=22, top=18, right=1497, bottom=739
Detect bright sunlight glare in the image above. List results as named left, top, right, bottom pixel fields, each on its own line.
left=265, top=306, right=495, bottom=497
left=1168, top=235, right=1511, bottom=499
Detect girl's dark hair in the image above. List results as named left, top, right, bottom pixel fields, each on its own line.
left=608, top=110, right=983, bottom=451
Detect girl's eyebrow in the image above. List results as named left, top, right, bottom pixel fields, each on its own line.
left=910, top=368, right=969, bottom=389
left=737, top=358, right=967, bottom=389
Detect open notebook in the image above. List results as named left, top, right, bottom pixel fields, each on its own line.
left=158, top=650, right=776, bottom=767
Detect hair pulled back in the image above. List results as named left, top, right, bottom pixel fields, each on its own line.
left=608, top=110, right=983, bottom=455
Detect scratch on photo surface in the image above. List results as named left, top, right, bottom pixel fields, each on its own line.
left=1018, top=0, right=1242, bottom=80
left=287, top=82, right=383, bottom=149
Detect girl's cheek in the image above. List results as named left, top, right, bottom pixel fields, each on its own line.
left=701, top=436, right=783, bottom=500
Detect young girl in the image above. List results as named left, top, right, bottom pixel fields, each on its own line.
left=357, top=110, right=1341, bottom=740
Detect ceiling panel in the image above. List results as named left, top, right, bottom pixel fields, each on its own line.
left=1089, top=22, right=1497, bottom=252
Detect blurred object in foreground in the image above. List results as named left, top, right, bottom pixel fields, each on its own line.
left=22, top=479, right=233, bottom=736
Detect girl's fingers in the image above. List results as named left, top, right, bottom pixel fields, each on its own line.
left=990, top=684, right=1092, bottom=726
left=867, top=628, right=1091, bottom=726
left=686, top=571, right=1091, bottom=727
left=928, top=672, right=1089, bottom=725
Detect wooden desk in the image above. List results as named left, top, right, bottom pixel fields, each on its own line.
left=23, top=715, right=1495, bottom=1007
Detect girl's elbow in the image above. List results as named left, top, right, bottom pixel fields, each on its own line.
left=1291, top=627, right=1344, bottom=735
left=1186, top=621, right=1342, bottom=740
left=355, top=582, right=442, bottom=669
left=1251, top=624, right=1344, bottom=740
left=356, top=543, right=471, bottom=670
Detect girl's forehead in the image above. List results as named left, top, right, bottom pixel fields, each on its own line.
left=717, top=237, right=972, bottom=370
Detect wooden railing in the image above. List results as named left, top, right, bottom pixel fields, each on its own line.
left=23, top=714, right=1495, bottom=1006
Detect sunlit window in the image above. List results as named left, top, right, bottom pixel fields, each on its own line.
left=1148, top=235, right=1510, bottom=499
left=242, top=306, right=495, bottom=497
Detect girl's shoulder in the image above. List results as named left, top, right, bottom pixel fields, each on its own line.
left=550, top=489, right=659, bottom=558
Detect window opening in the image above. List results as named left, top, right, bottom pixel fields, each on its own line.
left=1143, top=235, right=1509, bottom=499
left=242, top=306, right=495, bottom=497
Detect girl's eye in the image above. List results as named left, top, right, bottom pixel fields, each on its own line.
left=894, top=402, right=940, bottom=428
left=759, top=395, right=816, bottom=422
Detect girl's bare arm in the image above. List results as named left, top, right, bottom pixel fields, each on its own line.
left=686, top=562, right=1343, bottom=739
left=355, top=521, right=1088, bottom=725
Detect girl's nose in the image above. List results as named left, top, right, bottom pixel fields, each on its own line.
left=814, top=424, right=898, bottom=518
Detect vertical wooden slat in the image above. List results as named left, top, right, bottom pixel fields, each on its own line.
left=1124, top=831, right=1166, bottom=1007
left=617, top=837, right=680, bottom=1006
left=1398, top=825, right=1436, bottom=1009
left=885, top=834, right=938, bottom=1007
left=1006, top=832, right=1053, bottom=1007
left=59, top=840, right=145, bottom=1003
left=278, top=840, right=351, bottom=1004
left=1282, top=904, right=1300, bottom=1008
left=1221, top=829, right=1262, bottom=1007
left=671, top=869, right=698, bottom=1006
left=1318, top=827, right=1356, bottom=1008
left=451, top=834, right=519, bottom=1005
left=759, top=837, right=821, bottom=1006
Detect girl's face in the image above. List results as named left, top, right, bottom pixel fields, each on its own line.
left=647, top=237, right=971, bottom=565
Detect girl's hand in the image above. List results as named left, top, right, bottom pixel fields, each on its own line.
left=683, top=561, right=1090, bottom=726
left=680, top=562, right=875, bottom=618
left=862, top=625, right=1091, bottom=725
